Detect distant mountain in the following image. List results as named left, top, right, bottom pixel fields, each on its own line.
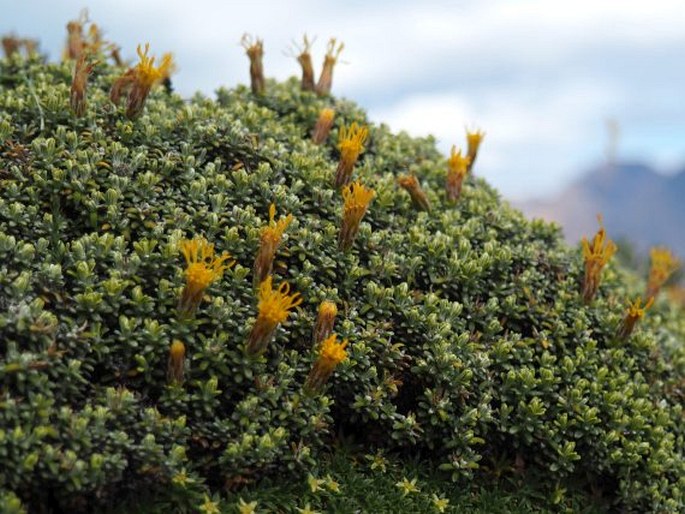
left=517, top=162, right=685, bottom=256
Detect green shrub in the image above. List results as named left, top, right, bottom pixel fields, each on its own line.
left=0, top=51, right=683, bottom=513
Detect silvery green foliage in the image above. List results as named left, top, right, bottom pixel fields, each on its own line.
left=0, top=52, right=683, bottom=513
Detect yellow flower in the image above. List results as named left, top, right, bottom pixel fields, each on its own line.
left=307, top=473, right=325, bottom=493
left=246, top=276, right=302, bottom=355
left=580, top=218, right=617, bottom=303
left=323, top=474, right=341, bottom=493
left=466, top=128, right=485, bottom=171
left=395, top=477, right=420, bottom=496
left=253, top=203, right=293, bottom=285
left=398, top=174, right=431, bottom=212
left=646, top=247, right=679, bottom=300
left=167, top=340, right=186, bottom=385
left=339, top=180, right=375, bottom=251
left=241, top=34, right=265, bottom=95
left=177, top=237, right=234, bottom=316
left=305, top=334, right=348, bottom=393
left=110, top=43, right=174, bottom=119
left=446, top=146, right=471, bottom=202
left=313, top=300, right=338, bottom=345
left=312, top=108, right=336, bottom=144
left=237, top=498, right=258, bottom=514
left=431, top=494, right=450, bottom=513
left=334, top=123, right=369, bottom=187
left=316, top=37, right=344, bottom=96
left=198, top=495, right=220, bottom=514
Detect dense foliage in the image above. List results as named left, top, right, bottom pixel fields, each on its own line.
left=0, top=52, right=683, bottom=513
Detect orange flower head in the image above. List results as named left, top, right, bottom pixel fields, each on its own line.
left=246, top=276, right=303, bottom=355
left=167, top=339, right=186, bottom=384
left=254, top=203, right=293, bottom=285
left=580, top=217, right=617, bottom=303
left=334, top=122, right=369, bottom=187
left=257, top=276, right=302, bottom=326
left=617, top=296, right=654, bottom=340
left=466, top=128, right=485, bottom=168
left=305, top=333, right=349, bottom=393
left=398, top=174, right=430, bottom=211
left=647, top=247, right=679, bottom=299
left=133, top=43, right=174, bottom=89
left=178, top=237, right=234, bottom=315
left=339, top=180, right=375, bottom=251
left=313, top=300, right=338, bottom=345
left=446, top=146, right=471, bottom=201
left=312, top=108, right=336, bottom=144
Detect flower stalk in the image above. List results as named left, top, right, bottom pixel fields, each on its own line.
left=339, top=180, right=375, bottom=252
left=580, top=219, right=617, bottom=303
left=253, top=203, right=293, bottom=286
left=398, top=174, right=430, bottom=212
left=305, top=334, right=348, bottom=393
left=241, top=34, right=265, bottom=95
left=246, top=276, right=302, bottom=356
left=334, top=122, right=368, bottom=188
left=177, top=237, right=234, bottom=316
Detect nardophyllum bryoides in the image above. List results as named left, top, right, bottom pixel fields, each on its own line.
left=253, top=203, right=293, bottom=286
left=316, top=38, right=344, bottom=96
left=241, top=33, right=265, bottom=95
left=646, top=247, right=679, bottom=300
left=70, top=52, right=99, bottom=117
left=580, top=219, right=617, bottom=303
left=312, top=107, right=336, bottom=145
left=110, top=43, right=175, bottom=119
left=293, top=34, right=316, bottom=92
left=398, top=174, right=431, bottom=212
left=334, top=122, right=368, bottom=188
left=466, top=128, right=485, bottom=173
left=177, top=237, right=234, bottom=316
left=339, top=180, right=375, bottom=252
left=616, top=297, right=653, bottom=341
left=167, top=340, right=186, bottom=385
left=246, top=276, right=302, bottom=356
left=313, top=300, right=338, bottom=346
left=446, top=146, right=471, bottom=202
left=305, top=333, right=348, bottom=393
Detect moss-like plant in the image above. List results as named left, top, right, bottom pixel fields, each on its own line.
left=0, top=41, right=683, bottom=514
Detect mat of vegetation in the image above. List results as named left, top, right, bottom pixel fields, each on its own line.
left=0, top=50, right=683, bottom=513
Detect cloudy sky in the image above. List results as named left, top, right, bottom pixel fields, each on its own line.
left=4, top=0, right=685, bottom=200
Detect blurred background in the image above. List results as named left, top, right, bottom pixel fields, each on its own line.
left=3, top=0, right=685, bottom=257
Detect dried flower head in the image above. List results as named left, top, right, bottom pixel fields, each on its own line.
left=580, top=218, right=617, bottom=303
left=70, top=53, right=99, bottom=117
left=167, top=340, right=186, bottom=385
left=312, top=108, right=335, bottom=145
left=446, top=146, right=471, bottom=202
left=2, top=36, right=21, bottom=58
left=246, top=276, right=302, bottom=355
left=339, top=180, right=375, bottom=252
left=253, top=203, right=293, bottom=286
left=466, top=128, right=485, bottom=172
left=64, top=12, right=87, bottom=60
left=123, top=43, right=175, bottom=118
left=334, top=122, right=368, bottom=188
left=616, top=297, right=654, bottom=341
left=293, top=34, right=316, bottom=91
left=305, top=334, right=348, bottom=393
left=241, top=34, right=265, bottom=95
left=646, top=247, right=679, bottom=300
left=177, top=236, right=234, bottom=316
left=313, top=300, right=338, bottom=345
left=398, top=174, right=431, bottom=212
left=316, top=38, right=344, bottom=96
